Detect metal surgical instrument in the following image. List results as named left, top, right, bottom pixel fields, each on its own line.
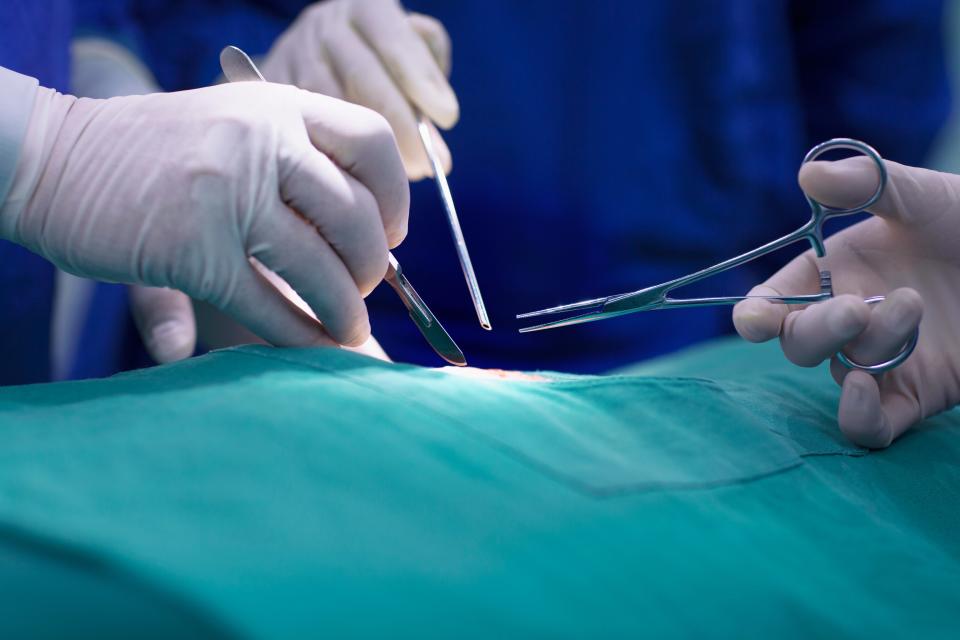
left=415, top=113, right=491, bottom=330
left=220, top=45, right=466, bottom=366
left=517, top=138, right=919, bottom=374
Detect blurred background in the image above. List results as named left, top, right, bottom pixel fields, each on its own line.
left=931, top=0, right=960, bottom=171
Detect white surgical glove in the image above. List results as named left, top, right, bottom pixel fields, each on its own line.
left=190, top=261, right=392, bottom=361
left=733, top=157, right=960, bottom=448
left=261, top=0, right=457, bottom=180
left=68, top=39, right=393, bottom=365
left=63, top=38, right=200, bottom=370
left=1, top=82, right=409, bottom=351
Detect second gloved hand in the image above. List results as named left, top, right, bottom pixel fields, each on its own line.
left=733, top=157, right=960, bottom=448
left=261, top=0, right=457, bottom=180
left=1, top=82, right=409, bottom=350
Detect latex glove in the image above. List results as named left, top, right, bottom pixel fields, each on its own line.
left=190, top=261, right=392, bottom=361
left=131, top=258, right=391, bottom=363
left=67, top=39, right=394, bottom=364
left=70, top=40, right=199, bottom=365
left=261, top=0, right=457, bottom=180
left=131, top=239, right=393, bottom=363
left=1, top=82, right=408, bottom=351
left=733, top=156, right=960, bottom=448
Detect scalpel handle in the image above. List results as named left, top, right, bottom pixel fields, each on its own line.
left=384, top=254, right=431, bottom=325
left=416, top=115, right=491, bottom=330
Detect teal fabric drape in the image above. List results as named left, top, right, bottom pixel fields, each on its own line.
left=0, top=338, right=958, bottom=637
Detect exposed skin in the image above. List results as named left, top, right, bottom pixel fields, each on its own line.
left=734, top=156, right=960, bottom=448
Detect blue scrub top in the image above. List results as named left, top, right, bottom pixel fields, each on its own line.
left=0, top=0, right=949, bottom=384
left=0, top=0, right=72, bottom=384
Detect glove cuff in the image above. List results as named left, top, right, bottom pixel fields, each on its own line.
left=0, top=80, right=77, bottom=245
left=0, top=66, right=41, bottom=239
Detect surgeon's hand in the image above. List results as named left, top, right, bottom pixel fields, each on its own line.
left=130, top=267, right=392, bottom=363
left=1, top=82, right=408, bottom=350
left=733, top=157, right=960, bottom=448
left=260, top=0, right=457, bottom=180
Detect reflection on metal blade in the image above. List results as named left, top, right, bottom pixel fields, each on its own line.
left=385, top=255, right=467, bottom=367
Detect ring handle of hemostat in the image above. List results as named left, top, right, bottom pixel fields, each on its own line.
left=801, top=141, right=915, bottom=374
left=518, top=138, right=918, bottom=374
left=834, top=297, right=919, bottom=374
left=801, top=138, right=888, bottom=257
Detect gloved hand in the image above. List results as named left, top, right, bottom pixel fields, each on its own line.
left=1, top=82, right=408, bottom=351
left=188, top=262, right=392, bottom=361
left=130, top=262, right=391, bottom=364
left=733, top=156, right=960, bottom=448
left=260, top=0, right=457, bottom=180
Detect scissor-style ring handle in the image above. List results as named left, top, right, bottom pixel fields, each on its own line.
left=835, top=296, right=918, bottom=374
left=802, top=138, right=887, bottom=216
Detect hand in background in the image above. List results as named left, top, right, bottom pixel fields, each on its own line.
left=261, top=0, right=458, bottom=180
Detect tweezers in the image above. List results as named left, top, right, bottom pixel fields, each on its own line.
left=415, top=114, right=491, bottom=330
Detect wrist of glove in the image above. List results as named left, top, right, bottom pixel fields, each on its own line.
left=0, top=85, right=74, bottom=242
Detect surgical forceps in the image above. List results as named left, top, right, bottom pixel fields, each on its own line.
left=220, top=46, right=466, bottom=366
left=416, top=113, right=491, bottom=330
left=517, top=138, right=919, bottom=374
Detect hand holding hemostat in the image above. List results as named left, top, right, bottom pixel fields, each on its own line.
left=734, top=155, right=960, bottom=448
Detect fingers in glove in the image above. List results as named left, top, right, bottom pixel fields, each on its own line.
left=837, top=370, right=921, bottom=449
left=130, top=285, right=197, bottom=363
left=732, top=251, right=821, bottom=343
left=250, top=262, right=391, bottom=360
left=343, top=335, right=392, bottom=362
left=734, top=286, right=791, bottom=343
left=209, top=255, right=336, bottom=349
left=262, top=31, right=343, bottom=98
left=322, top=25, right=431, bottom=179
left=278, top=148, right=388, bottom=294
left=408, top=12, right=452, bottom=77
left=353, top=0, right=459, bottom=128
left=779, top=295, right=870, bottom=367
left=292, top=90, right=409, bottom=246
left=249, top=200, right=371, bottom=347
left=832, top=288, right=923, bottom=377
left=292, top=53, right=343, bottom=99
left=799, top=156, right=960, bottom=226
